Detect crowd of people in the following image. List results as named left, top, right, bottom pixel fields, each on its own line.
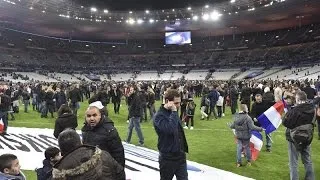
left=0, top=77, right=319, bottom=179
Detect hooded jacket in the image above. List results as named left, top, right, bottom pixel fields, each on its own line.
left=54, top=113, right=78, bottom=139
left=82, top=117, right=125, bottom=167
left=283, top=103, right=315, bottom=142
left=230, top=112, right=263, bottom=140
left=0, top=171, right=26, bottom=180
left=52, top=145, right=125, bottom=180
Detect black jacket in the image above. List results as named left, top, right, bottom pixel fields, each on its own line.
left=82, top=118, right=125, bottom=167
left=52, top=145, right=125, bottom=180
left=0, top=94, right=11, bottom=112
left=68, top=88, right=82, bottom=103
left=54, top=113, right=78, bottom=138
left=302, top=86, right=316, bottom=100
left=153, top=105, right=188, bottom=160
left=250, top=101, right=270, bottom=126
left=110, top=89, right=122, bottom=103
left=283, top=103, right=315, bottom=142
left=45, top=91, right=55, bottom=105
left=240, top=87, right=251, bottom=103
left=128, top=92, right=142, bottom=118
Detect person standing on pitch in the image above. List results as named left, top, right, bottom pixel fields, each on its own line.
left=153, top=89, right=188, bottom=180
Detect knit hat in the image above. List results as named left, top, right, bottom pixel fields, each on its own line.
left=89, top=101, right=104, bottom=110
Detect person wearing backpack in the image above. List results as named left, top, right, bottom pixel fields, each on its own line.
left=184, top=98, right=196, bottom=130
left=283, top=91, right=315, bottom=180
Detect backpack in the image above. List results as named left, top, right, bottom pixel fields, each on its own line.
left=289, top=110, right=317, bottom=151
left=35, top=167, right=52, bottom=180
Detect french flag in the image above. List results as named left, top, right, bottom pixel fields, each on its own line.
left=232, top=130, right=263, bottom=161
left=250, top=131, right=263, bottom=161
left=0, top=118, right=4, bottom=133
left=257, top=101, right=285, bottom=134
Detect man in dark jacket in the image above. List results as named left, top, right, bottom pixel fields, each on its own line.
left=110, top=84, right=122, bottom=114
left=207, top=85, right=219, bottom=120
left=251, top=94, right=273, bottom=152
left=53, top=129, right=125, bottom=180
left=302, top=82, right=316, bottom=102
left=54, top=104, right=78, bottom=138
left=283, top=91, right=315, bottom=180
left=82, top=106, right=125, bottom=167
left=54, top=87, right=67, bottom=111
left=36, top=147, right=61, bottom=180
left=68, top=85, right=82, bottom=116
left=230, top=84, right=239, bottom=114
left=240, top=84, right=252, bottom=113
left=21, top=88, right=30, bottom=113
left=0, top=87, right=11, bottom=135
left=126, top=85, right=144, bottom=146
left=153, top=89, right=188, bottom=180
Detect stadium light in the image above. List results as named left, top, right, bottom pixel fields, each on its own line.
left=205, top=5, right=209, bottom=8
left=202, top=14, right=209, bottom=20
left=230, top=0, right=236, bottom=3
left=172, top=9, right=175, bottom=12
left=187, top=7, right=192, bottom=10
left=138, top=45, right=142, bottom=48
left=149, top=19, right=154, bottom=23
left=137, top=19, right=144, bottom=24
left=29, top=7, right=33, bottom=10
left=127, top=18, right=135, bottom=24
left=112, top=45, right=116, bottom=48
left=129, top=11, right=133, bottom=14
left=104, top=9, right=108, bottom=13
left=145, top=10, right=149, bottom=14
left=210, top=11, right=222, bottom=21
left=91, top=7, right=97, bottom=12
left=193, top=15, right=199, bottom=21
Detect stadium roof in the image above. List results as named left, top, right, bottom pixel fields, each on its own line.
left=0, top=0, right=320, bottom=40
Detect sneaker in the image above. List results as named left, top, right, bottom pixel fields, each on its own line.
left=266, top=149, right=271, bottom=153
left=247, top=162, right=252, bottom=166
left=137, top=143, right=144, bottom=147
left=190, top=126, right=194, bottom=130
left=126, top=120, right=129, bottom=123
left=222, top=113, right=225, bottom=117
left=236, top=163, right=241, bottom=167
left=183, top=126, right=188, bottom=129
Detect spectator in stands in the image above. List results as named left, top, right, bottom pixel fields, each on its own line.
left=0, top=154, right=26, bottom=180
left=126, top=84, right=144, bottom=146
left=230, top=104, right=264, bottom=167
left=36, top=147, right=61, bottom=180
left=0, top=86, right=11, bottom=135
left=53, top=104, right=78, bottom=138
left=110, top=84, right=122, bottom=114
left=53, top=129, right=125, bottom=180
left=153, top=89, right=188, bottom=180
left=82, top=105, right=125, bottom=167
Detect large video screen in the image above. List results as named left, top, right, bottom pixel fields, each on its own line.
left=165, top=31, right=191, bottom=45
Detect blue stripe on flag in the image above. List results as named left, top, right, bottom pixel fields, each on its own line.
left=251, top=130, right=263, bottom=140
left=258, top=114, right=276, bottom=134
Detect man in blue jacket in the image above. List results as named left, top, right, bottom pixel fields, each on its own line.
left=153, top=89, right=189, bottom=180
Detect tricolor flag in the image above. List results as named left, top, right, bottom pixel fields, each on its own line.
left=257, top=101, right=285, bottom=134
left=250, top=131, right=263, bottom=161
left=232, top=129, right=263, bottom=161
left=0, top=118, right=4, bottom=133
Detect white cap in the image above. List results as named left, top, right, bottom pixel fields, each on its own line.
left=89, top=101, right=104, bottom=110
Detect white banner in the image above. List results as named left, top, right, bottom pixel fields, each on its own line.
left=0, top=127, right=253, bottom=180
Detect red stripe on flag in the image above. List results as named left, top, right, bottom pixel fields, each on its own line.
left=250, top=143, right=260, bottom=161
left=273, top=101, right=284, bottom=115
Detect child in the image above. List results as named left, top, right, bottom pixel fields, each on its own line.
left=0, top=154, right=26, bottom=180
left=36, top=147, right=62, bottom=180
left=229, top=104, right=264, bottom=167
left=184, top=98, right=196, bottom=130
left=216, top=94, right=224, bottom=118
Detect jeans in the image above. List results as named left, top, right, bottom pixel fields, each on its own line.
left=288, top=141, right=315, bottom=180
left=237, top=139, right=251, bottom=163
left=231, top=99, right=238, bottom=114
left=217, top=106, right=222, bottom=117
left=0, top=111, right=8, bottom=133
left=148, top=104, right=156, bottom=120
left=208, top=105, right=217, bottom=119
left=141, top=105, right=147, bottom=122
left=266, top=132, right=272, bottom=150
left=23, top=100, right=29, bottom=112
left=113, top=101, right=120, bottom=114
left=159, top=155, right=188, bottom=180
left=126, top=117, right=144, bottom=145
left=41, top=101, right=48, bottom=117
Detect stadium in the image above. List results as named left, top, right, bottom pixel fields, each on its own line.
left=0, top=0, right=320, bottom=179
